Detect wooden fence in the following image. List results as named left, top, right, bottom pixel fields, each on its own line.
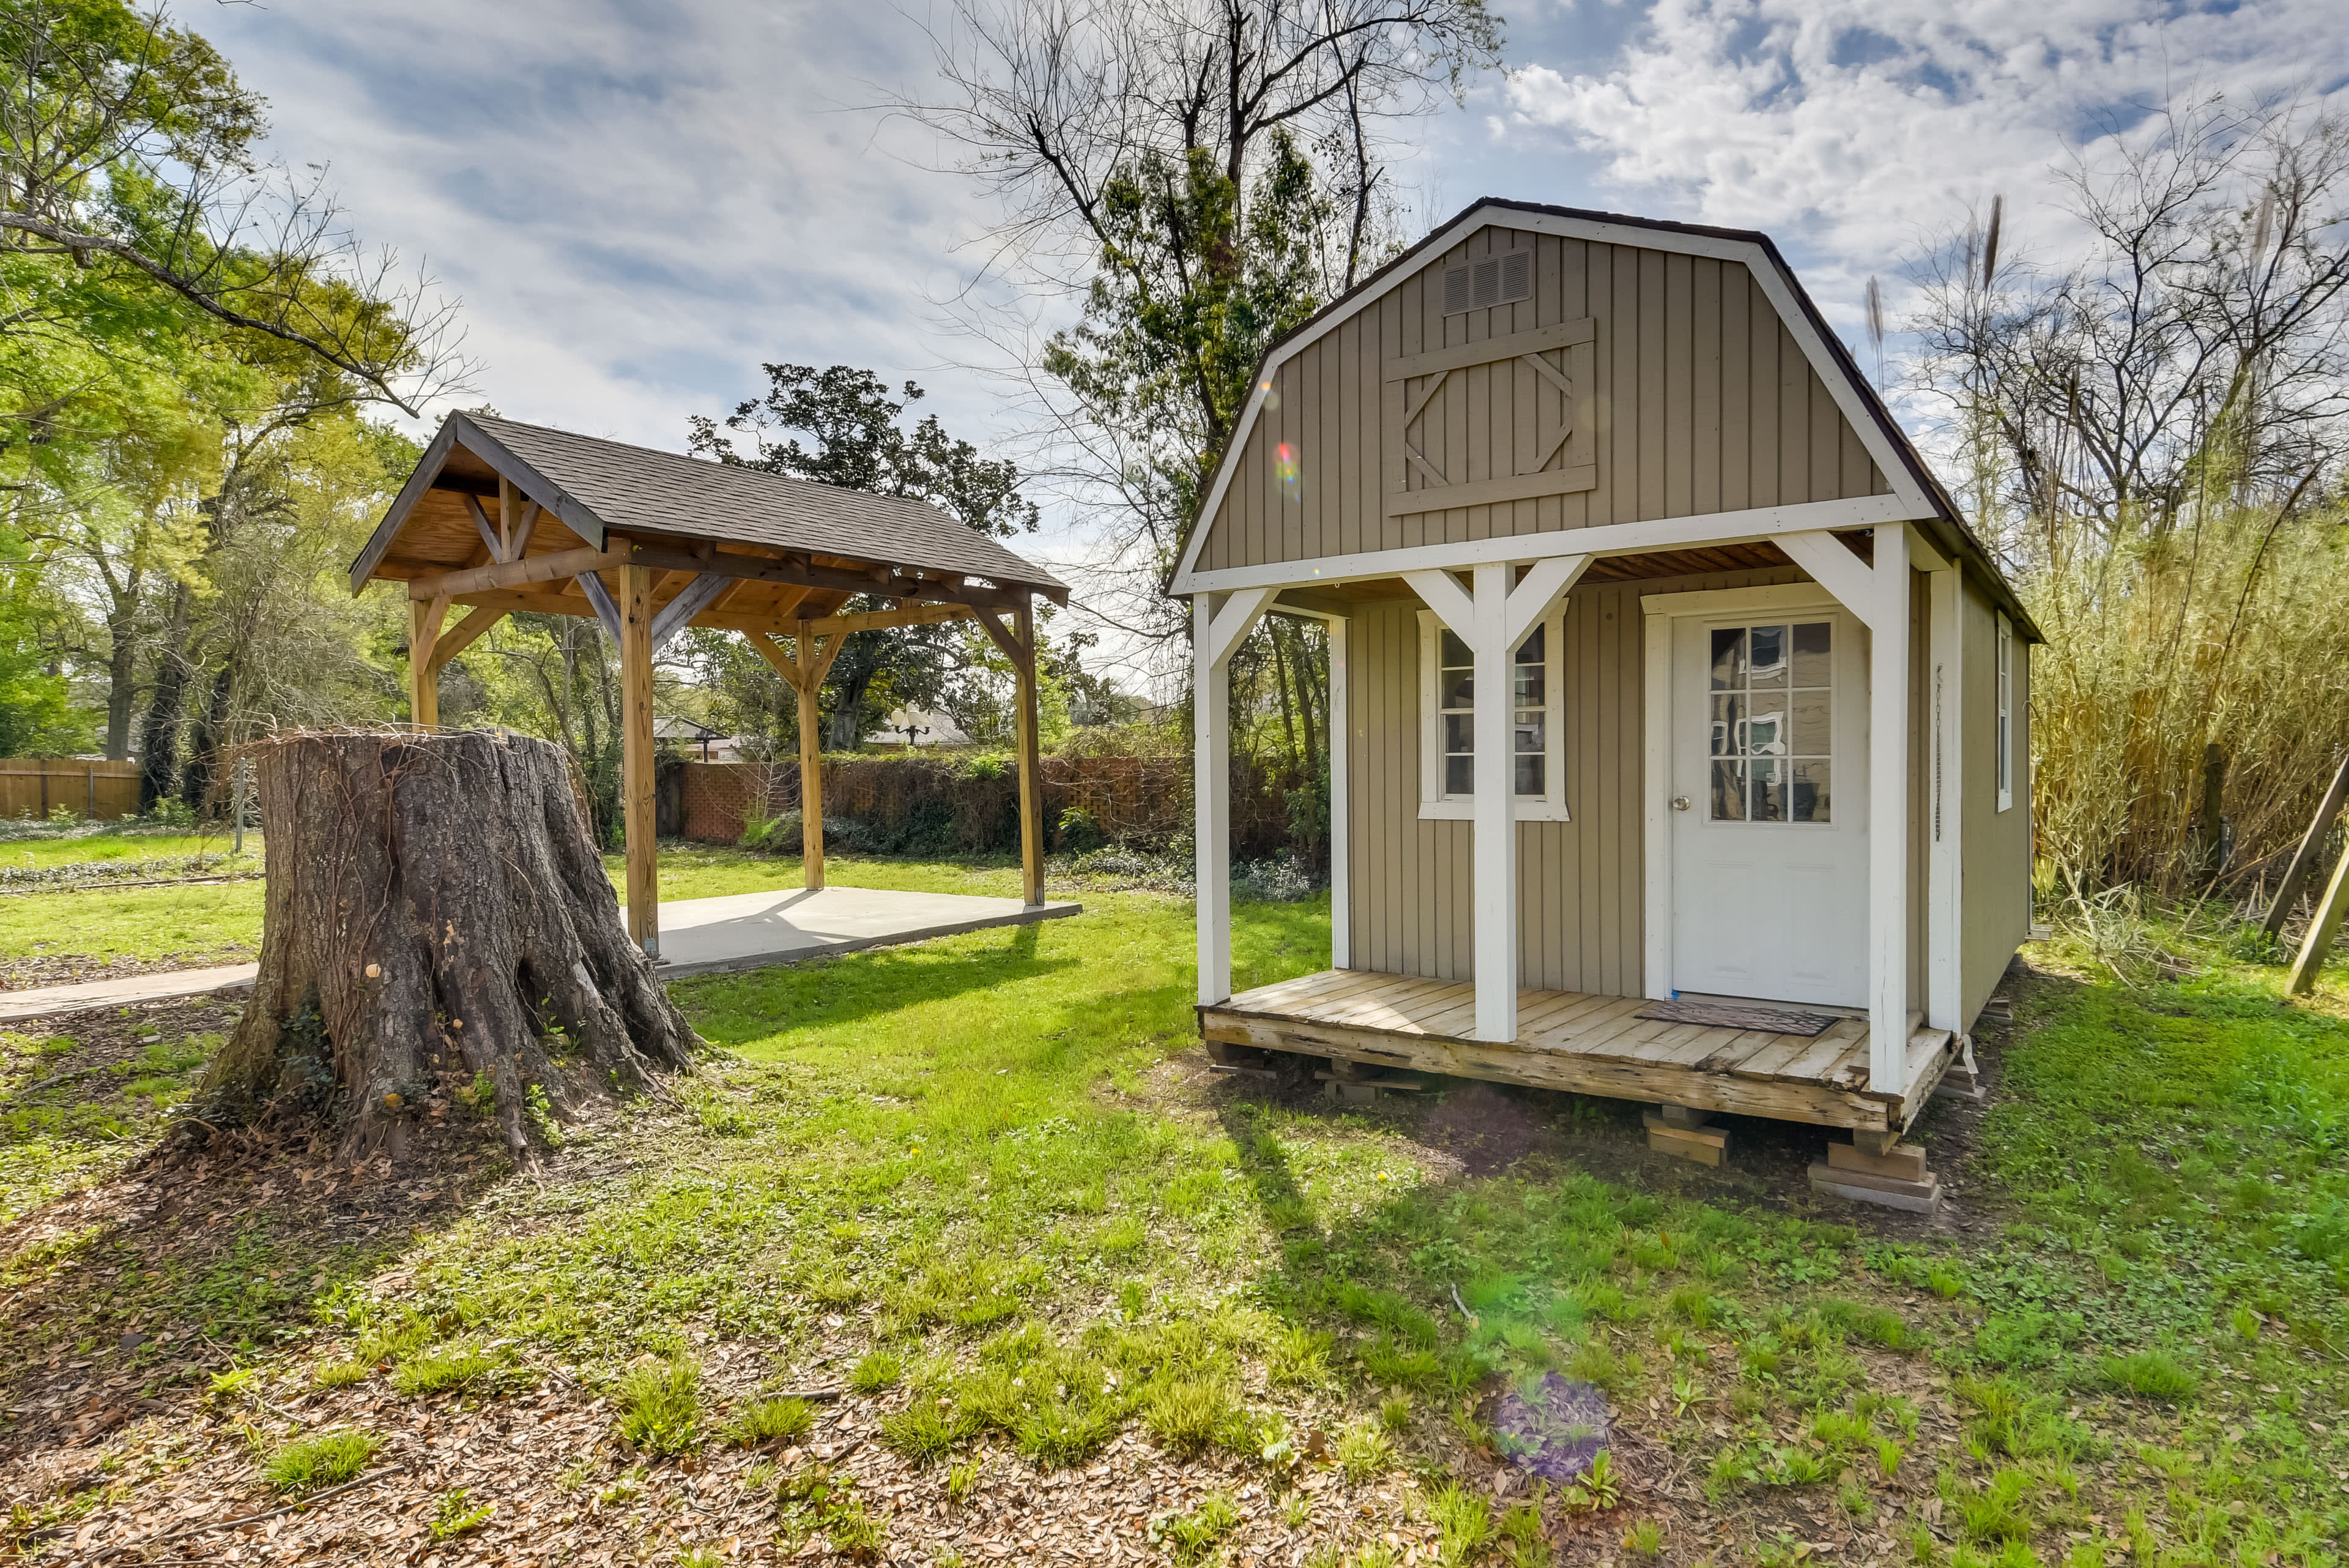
left=0, top=757, right=140, bottom=821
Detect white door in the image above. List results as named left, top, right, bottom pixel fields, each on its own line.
left=1668, top=604, right=1868, bottom=1006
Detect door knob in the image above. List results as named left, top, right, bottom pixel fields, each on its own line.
left=1671, top=795, right=1691, bottom=811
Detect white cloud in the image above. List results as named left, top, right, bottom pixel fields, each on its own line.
left=196, top=1, right=1020, bottom=455
left=1499, top=0, right=2349, bottom=311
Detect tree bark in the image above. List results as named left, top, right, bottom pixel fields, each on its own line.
left=138, top=581, right=193, bottom=808
left=203, top=730, right=697, bottom=1163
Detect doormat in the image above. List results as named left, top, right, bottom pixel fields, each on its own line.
left=1635, top=999, right=1842, bottom=1036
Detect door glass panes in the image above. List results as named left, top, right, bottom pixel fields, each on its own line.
left=1513, top=625, right=1545, bottom=796
left=1439, top=630, right=1473, bottom=794
left=1707, top=621, right=1832, bottom=822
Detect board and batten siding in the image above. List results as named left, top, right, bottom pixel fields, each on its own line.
left=1961, top=576, right=2032, bottom=1027
left=1347, top=563, right=1946, bottom=1006
left=1347, top=565, right=1814, bottom=996
left=1200, top=225, right=1894, bottom=574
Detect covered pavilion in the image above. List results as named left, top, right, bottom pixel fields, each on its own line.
left=351, top=411, right=1070, bottom=959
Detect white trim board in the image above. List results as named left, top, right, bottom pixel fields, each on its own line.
left=1182, top=494, right=1929, bottom=596
left=1171, top=201, right=1941, bottom=593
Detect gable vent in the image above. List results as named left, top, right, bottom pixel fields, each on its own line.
left=1442, top=250, right=1532, bottom=315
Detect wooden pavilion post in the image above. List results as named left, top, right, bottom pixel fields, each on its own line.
left=618, top=566, right=659, bottom=957
left=408, top=596, right=450, bottom=727
left=1013, top=598, right=1044, bottom=906
left=796, top=622, right=826, bottom=892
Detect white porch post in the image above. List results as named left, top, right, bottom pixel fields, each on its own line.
left=1327, top=615, right=1351, bottom=970
left=1471, top=563, right=1518, bottom=1042
left=1778, top=526, right=1912, bottom=1094
left=1865, top=526, right=1912, bottom=1093
left=1923, top=537, right=1963, bottom=1033
left=1194, top=589, right=1272, bottom=1006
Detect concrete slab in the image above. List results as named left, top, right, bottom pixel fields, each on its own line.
left=0, top=886, right=1080, bottom=1021
left=648, top=885, right=1081, bottom=978
left=0, top=964, right=258, bottom=1023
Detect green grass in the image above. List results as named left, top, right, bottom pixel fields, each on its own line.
left=0, top=831, right=258, bottom=868
left=615, top=1356, right=702, bottom=1455
left=722, top=1395, right=814, bottom=1447
left=9, top=856, right=2349, bottom=1565
left=0, top=881, right=266, bottom=962
left=261, top=1428, right=380, bottom=1492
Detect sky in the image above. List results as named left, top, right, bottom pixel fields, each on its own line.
left=194, top=0, right=2349, bottom=588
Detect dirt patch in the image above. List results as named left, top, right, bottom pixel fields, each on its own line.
left=1173, top=961, right=2062, bottom=1242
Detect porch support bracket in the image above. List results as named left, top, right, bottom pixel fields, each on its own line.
left=1405, top=555, right=1590, bottom=1043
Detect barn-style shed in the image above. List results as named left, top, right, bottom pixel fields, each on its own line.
left=352, top=412, right=1069, bottom=958
left=1176, top=201, right=2038, bottom=1208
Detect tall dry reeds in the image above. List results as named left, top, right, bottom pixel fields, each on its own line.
left=2026, top=497, right=2349, bottom=897
left=1909, top=94, right=2349, bottom=904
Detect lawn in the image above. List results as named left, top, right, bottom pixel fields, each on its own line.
left=1, top=861, right=2346, bottom=1566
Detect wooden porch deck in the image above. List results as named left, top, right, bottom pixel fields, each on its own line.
left=1201, top=969, right=1958, bottom=1135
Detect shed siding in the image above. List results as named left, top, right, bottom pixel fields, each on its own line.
left=1345, top=564, right=1810, bottom=995
left=1200, top=225, right=1894, bottom=573
left=1962, top=576, right=2033, bottom=1026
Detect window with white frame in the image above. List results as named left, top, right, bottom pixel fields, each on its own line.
left=1996, top=612, right=2014, bottom=812
left=1419, top=609, right=1570, bottom=820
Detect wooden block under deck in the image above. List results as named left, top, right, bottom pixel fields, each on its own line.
left=1809, top=1162, right=1942, bottom=1214
left=1827, top=1140, right=1929, bottom=1183
left=1645, top=1117, right=1728, bottom=1167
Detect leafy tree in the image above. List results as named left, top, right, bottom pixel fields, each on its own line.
left=0, top=0, right=470, bottom=414
left=900, top=0, right=1503, bottom=651
left=689, top=363, right=1039, bottom=748
left=0, top=1, right=463, bottom=802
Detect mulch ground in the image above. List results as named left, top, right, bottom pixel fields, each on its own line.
left=0, top=946, right=258, bottom=993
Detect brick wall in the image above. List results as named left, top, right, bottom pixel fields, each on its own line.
left=673, top=754, right=1296, bottom=856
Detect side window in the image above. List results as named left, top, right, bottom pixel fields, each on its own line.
left=1997, top=614, right=2013, bottom=812
left=1419, top=609, right=1569, bottom=820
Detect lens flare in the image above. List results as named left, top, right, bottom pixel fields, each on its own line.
left=1275, top=442, right=1301, bottom=501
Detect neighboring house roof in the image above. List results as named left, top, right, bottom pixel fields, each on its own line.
left=1168, top=197, right=2038, bottom=639
left=653, top=716, right=721, bottom=741
left=351, top=411, right=1067, bottom=601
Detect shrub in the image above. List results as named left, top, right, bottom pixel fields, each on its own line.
left=263, top=1429, right=380, bottom=1492
left=615, top=1356, right=702, bottom=1455
left=1055, top=806, right=1105, bottom=853
left=740, top=809, right=801, bottom=852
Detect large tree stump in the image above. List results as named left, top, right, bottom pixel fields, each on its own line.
left=204, top=730, right=696, bottom=1161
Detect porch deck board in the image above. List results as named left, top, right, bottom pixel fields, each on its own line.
left=1204, top=968, right=1954, bottom=1134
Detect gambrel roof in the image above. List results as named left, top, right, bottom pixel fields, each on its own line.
left=1169, top=198, right=2035, bottom=636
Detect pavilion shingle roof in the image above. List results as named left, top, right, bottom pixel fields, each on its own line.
left=461, top=413, right=1064, bottom=593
